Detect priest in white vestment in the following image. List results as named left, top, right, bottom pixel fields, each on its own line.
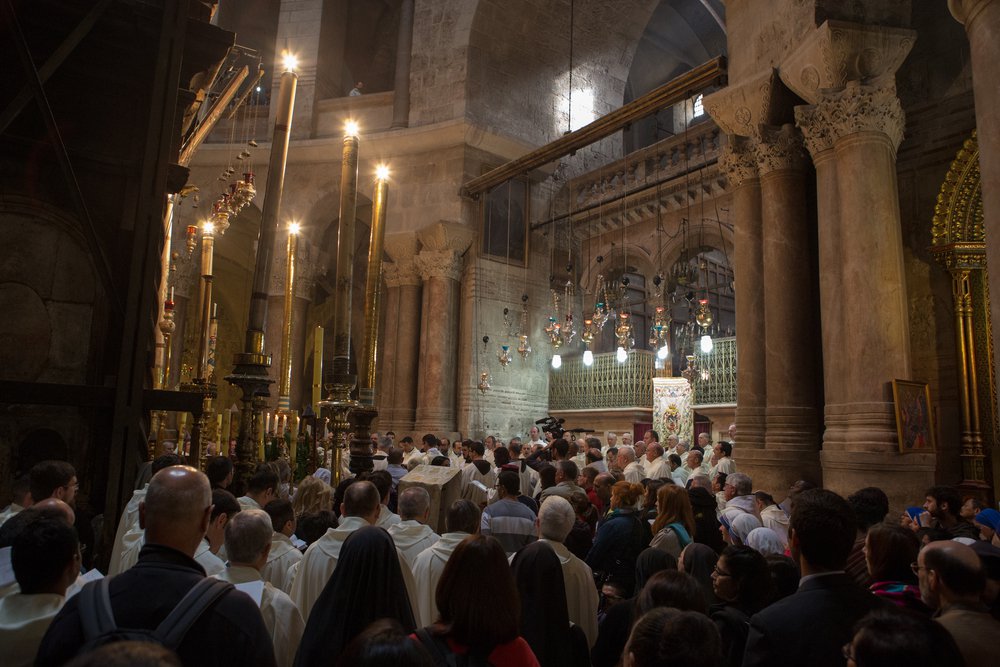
left=261, top=499, right=302, bottom=594
left=289, top=481, right=380, bottom=620
left=215, top=510, right=304, bottom=667
left=410, top=499, right=481, bottom=627
left=0, top=517, right=79, bottom=667
left=387, top=487, right=439, bottom=569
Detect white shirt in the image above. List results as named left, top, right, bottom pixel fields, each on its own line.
left=289, top=516, right=369, bottom=620
left=0, top=504, right=26, bottom=529
left=387, top=520, right=440, bottom=569
left=709, top=457, right=737, bottom=480
left=376, top=504, right=402, bottom=530
left=116, top=526, right=146, bottom=574
left=411, top=531, right=470, bottom=626
left=645, top=457, right=670, bottom=480
left=216, top=565, right=304, bottom=667
left=194, top=540, right=226, bottom=576
left=461, top=461, right=496, bottom=506
left=623, top=461, right=644, bottom=484
left=0, top=592, right=64, bottom=667
left=540, top=539, right=599, bottom=648
left=402, top=449, right=424, bottom=467
left=262, top=533, right=302, bottom=595
left=238, top=496, right=263, bottom=511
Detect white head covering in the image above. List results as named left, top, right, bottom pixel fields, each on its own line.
left=730, top=513, right=763, bottom=545
left=312, top=467, right=332, bottom=485
left=746, top=527, right=784, bottom=555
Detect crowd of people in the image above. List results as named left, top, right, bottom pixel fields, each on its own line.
left=2, top=426, right=1000, bottom=667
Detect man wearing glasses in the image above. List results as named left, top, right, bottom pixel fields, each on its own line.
left=29, top=460, right=78, bottom=508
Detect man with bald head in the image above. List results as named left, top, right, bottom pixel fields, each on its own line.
left=37, top=465, right=276, bottom=667
left=289, top=480, right=380, bottom=621
left=919, top=540, right=1000, bottom=666
left=617, top=447, right=643, bottom=484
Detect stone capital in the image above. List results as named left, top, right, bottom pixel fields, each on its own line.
left=383, top=258, right=422, bottom=287
left=779, top=20, right=916, bottom=105
left=794, top=104, right=836, bottom=158
left=417, top=220, right=476, bottom=255
left=703, top=70, right=777, bottom=139
left=949, top=0, right=997, bottom=25
left=415, top=249, right=463, bottom=282
left=756, top=124, right=807, bottom=175
left=384, top=231, right=420, bottom=264
left=719, top=136, right=759, bottom=188
left=816, top=81, right=906, bottom=151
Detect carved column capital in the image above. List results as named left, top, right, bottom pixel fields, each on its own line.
left=779, top=20, right=916, bottom=104
left=383, top=258, right=422, bottom=287
left=822, top=81, right=906, bottom=152
left=719, top=136, right=759, bottom=188
left=756, top=124, right=807, bottom=176
left=949, top=0, right=998, bottom=26
left=416, top=249, right=463, bottom=282
left=794, top=104, right=836, bottom=158
left=703, top=70, right=777, bottom=139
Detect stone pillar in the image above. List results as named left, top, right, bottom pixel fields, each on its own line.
left=377, top=261, right=405, bottom=430
left=756, top=124, right=821, bottom=489
left=795, top=109, right=846, bottom=450
left=413, top=250, right=462, bottom=433
left=390, top=0, right=414, bottom=129
left=382, top=259, right=421, bottom=432
left=950, top=0, right=1000, bottom=431
left=719, top=136, right=766, bottom=452
left=809, top=81, right=935, bottom=499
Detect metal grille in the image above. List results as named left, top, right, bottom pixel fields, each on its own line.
left=693, top=336, right=737, bottom=406
left=549, top=350, right=656, bottom=410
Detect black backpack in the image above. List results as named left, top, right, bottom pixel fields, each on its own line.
left=77, top=576, right=233, bottom=655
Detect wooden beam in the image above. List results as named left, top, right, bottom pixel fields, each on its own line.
left=461, top=56, right=726, bottom=197
left=177, top=64, right=248, bottom=167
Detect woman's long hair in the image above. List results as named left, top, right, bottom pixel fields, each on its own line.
left=652, top=484, right=696, bottom=536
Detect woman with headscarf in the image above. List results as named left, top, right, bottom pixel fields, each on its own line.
left=294, top=526, right=415, bottom=666
left=586, top=482, right=652, bottom=597
left=974, top=508, right=1000, bottom=544
left=865, top=522, right=929, bottom=614
left=709, top=545, right=773, bottom=667
left=411, top=534, right=539, bottom=666
left=678, top=542, right=719, bottom=609
left=511, top=542, right=588, bottom=667
left=720, top=512, right=761, bottom=546
left=591, top=547, right=677, bottom=667
left=745, top=527, right=785, bottom=556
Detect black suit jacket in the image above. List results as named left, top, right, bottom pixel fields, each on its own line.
left=741, top=572, right=883, bottom=667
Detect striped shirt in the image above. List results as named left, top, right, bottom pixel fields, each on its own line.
left=481, top=498, right=537, bottom=554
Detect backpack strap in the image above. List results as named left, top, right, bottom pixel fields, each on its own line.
left=79, top=577, right=117, bottom=641
left=153, top=578, right=234, bottom=649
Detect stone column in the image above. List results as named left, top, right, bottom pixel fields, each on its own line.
left=379, top=259, right=421, bottom=430
left=390, top=0, right=414, bottom=129
left=795, top=107, right=846, bottom=450
left=719, top=136, right=766, bottom=452
left=813, top=81, right=935, bottom=498
left=950, top=0, right=1000, bottom=430
left=414, top=250, right=463, bottom=433
left=756, top=124, right=821, bottom=489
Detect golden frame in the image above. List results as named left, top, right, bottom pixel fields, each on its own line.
left=892, top=379, right=936, bottom=453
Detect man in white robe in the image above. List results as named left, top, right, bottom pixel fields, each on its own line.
left=644, top=444, right=670, bottom=480
left=215, top=510, right=304, bottom=667
left=387, top=487, right=439, bottom=569
left=0, top=517, right=78, bottom=667
left=289, top=480, right=380, bottom=620
left=618, top=447, right=644, bottom=484
left=536, top=497, right=599, bottom=648
left=261, top=499, right=302, bottom=594
left=461, top=441, right=496, bottom=506
left=238, top=466, right=278, bottom=511
left=411, top=499, right=480, bottom=627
